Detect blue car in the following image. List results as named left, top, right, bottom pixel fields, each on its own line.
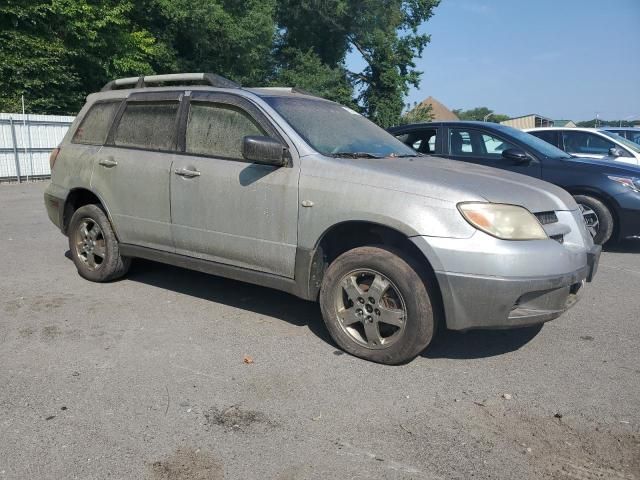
left=389, top=121, right=640, bottom=245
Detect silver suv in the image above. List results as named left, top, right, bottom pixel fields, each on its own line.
left=44, top=73, right=600, bottom=364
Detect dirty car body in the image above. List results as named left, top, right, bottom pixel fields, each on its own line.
left=44, top=73, right=600, bottom=363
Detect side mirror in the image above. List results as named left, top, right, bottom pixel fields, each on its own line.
left=608, top=147, right=623, bottom=157
left=502, top=148, right=530, bottom=165
left=242, top=136, right=287, bottom=166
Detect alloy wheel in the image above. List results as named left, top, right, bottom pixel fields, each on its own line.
left=334, top=269, right=407, bottom=349
left=74, top=218, right=106, bottom=270
left=579, top=203, right=600, bottom=238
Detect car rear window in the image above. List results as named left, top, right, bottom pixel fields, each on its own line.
left=113, top=102, right=179, bottom=151
left=72, top=101, right=121, bottom=145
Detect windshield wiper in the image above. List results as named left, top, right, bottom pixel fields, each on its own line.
left=332, top=152, right=382, bottom=159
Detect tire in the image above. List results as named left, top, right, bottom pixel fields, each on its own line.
left=319, top=245, right=436, bottom=364
left=573, top=195, right=614, bottom=245
left=68, top=204, right=131, bottom=282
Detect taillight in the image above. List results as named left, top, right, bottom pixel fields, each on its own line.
left=49, top=147, right=60, bottom=170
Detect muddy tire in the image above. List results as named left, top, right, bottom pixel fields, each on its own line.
left=574, top=195, right=614, bottom=245
left=68, top=204, right=131, bottom=282
left=319, top=245, right=436, bottom=364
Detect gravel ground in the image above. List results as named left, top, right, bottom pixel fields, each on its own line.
left=0, top=182, right=639, bottom=480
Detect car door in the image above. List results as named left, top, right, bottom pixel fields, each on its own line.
left=445, top=126, right=542, bottom=177
left=170, top=92, right=299, bottom=278
left=91, top=92, right=180, bottom=251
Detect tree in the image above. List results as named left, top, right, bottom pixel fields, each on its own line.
left=275, top=0, right=441, bottom=127
left=0, top=0, right=166, bottom=114
left=1, top=0, right=440, bottom=122
left=453, top=107, right=509, bottom=123
left=398, top=102, right=433, bottom=125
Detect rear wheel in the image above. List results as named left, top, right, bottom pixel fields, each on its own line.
left=68, top=204, right=131, bottom=282
left=573, top=194, right=614, bottom=245
left=319, top=246, right=436, bottom=364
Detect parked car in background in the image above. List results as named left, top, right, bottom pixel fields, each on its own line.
left=390, top=121, right=640, bottom=245
left=45, top=73, right=600, bottom=364
left=525, top=127, right=640, bottom=165
left=602, top=127, right=640, bottom=146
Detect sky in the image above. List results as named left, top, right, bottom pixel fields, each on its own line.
left=347, top=0, right=640, bottom=121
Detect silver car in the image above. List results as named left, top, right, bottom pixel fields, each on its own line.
left=44, top=73, right=600, bottom=364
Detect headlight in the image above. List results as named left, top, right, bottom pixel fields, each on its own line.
left=457, top=202, right=548, bottom=240
left=608, top=175, right=640, bottom=193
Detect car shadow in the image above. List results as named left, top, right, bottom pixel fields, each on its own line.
left=422, top=324, right=543, bottom=360
left=63, top=253, right=545, bottom=360
left=603, top=238, right=640, bottom=253
left=125, top=259, right=335, bottom=346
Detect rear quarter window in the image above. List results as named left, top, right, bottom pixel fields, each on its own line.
left=72, top=101, right=121, bottom=145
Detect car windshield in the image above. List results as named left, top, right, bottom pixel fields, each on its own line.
left=601, top=131, right=640, bottom=153
left=262, top=96, right=416, bottom=158
left=496, top=125, right=573, bottom=159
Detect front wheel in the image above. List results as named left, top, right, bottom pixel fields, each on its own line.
left=319, top=246, right=436, bottom=364
left=68, top=204, right=131, bottom=282
left=573, top=195, right=614, bottom=245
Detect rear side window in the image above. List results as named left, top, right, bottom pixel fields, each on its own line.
left=186, top=103, right=265, bottom=159
left=72, top=101, right=121, bottom=145
left=113, top=102, right=179, bottom=151
left=529, top=130, right=557, bottom=147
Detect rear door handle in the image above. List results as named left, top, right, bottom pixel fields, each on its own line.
left=98, top=158, right=118, bottom=167
left=174, top=167, right=201, bottom=178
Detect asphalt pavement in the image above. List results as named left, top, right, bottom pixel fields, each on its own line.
left=1, top=182, right=638, bottom=479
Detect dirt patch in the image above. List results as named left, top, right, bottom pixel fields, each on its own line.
left=204, top=405, right=277, bottom=432
left=146, top=447, right=223, bottom=480
left=401, top=403, right=640, bottom=480
left=41, top=325, right=62, bottom=340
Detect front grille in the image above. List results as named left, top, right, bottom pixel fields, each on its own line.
left=535, top=211, right=558, bottom=225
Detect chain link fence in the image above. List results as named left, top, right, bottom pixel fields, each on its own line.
left=0, top=113, right=75, bottom=182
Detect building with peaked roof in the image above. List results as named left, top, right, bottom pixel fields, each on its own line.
left=500, top=114, right=553, bottom=129
left=553, top=120, right=576, bottom=127
left=415, top=96, right=459, bottom=121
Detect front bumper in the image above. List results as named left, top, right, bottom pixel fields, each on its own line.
left=412, top=226, right=600, bottom=330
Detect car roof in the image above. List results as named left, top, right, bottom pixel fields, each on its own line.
left=388, top=121, right=508, bottom=132
left=603, top=127, right=640, bottom=131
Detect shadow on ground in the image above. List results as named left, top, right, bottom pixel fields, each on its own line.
left=126, top=259, right=333, bottom=345
left=423, top=325, right=543, bottom=360
left=65, top=253, right=545, bottom=360
left=603, top=238, right=640, bottom=254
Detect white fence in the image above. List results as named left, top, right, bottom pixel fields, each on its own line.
left=0, top=113, right=75, bottom=181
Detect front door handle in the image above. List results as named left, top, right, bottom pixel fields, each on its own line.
left=98, top=158, right=118, bottom=167
left=174, top=167, right=201, bottom=178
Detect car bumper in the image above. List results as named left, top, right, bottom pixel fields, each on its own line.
left=411, top=228, right=600, bottom=331
left=614, top=190, right=640, bottom=239
left=44, top=183, right=67, bottom=232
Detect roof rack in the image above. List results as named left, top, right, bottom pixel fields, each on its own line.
left=100, top=73, right=240, bottom=92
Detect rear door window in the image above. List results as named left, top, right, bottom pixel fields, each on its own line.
left=72, top=101, right=121, bottom=145
left=529, top=130, right=558, bottom=147
left=449, top=128, right=516, bottom=158
left=396, top=128, right=439, bottom=154
left=562, top=131, right=614, bottom=155
left=113, top=102, right=179, bottom=151
left=185, top=102, right=265, bottom=160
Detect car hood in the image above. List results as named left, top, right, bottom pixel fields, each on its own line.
left=312, top=154, right=577, bottom=213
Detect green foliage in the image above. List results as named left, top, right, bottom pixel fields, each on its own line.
left=453, top=107, right=510, bottom=123
left=276, top=0, right=440, bottom=127
left=0, top=0, right=166, bottom=114
left=1, top=0, right=440, bottom=123
left=576, top=119, right=638, bottom=128
left=398, top=102, right=433, bottom=125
